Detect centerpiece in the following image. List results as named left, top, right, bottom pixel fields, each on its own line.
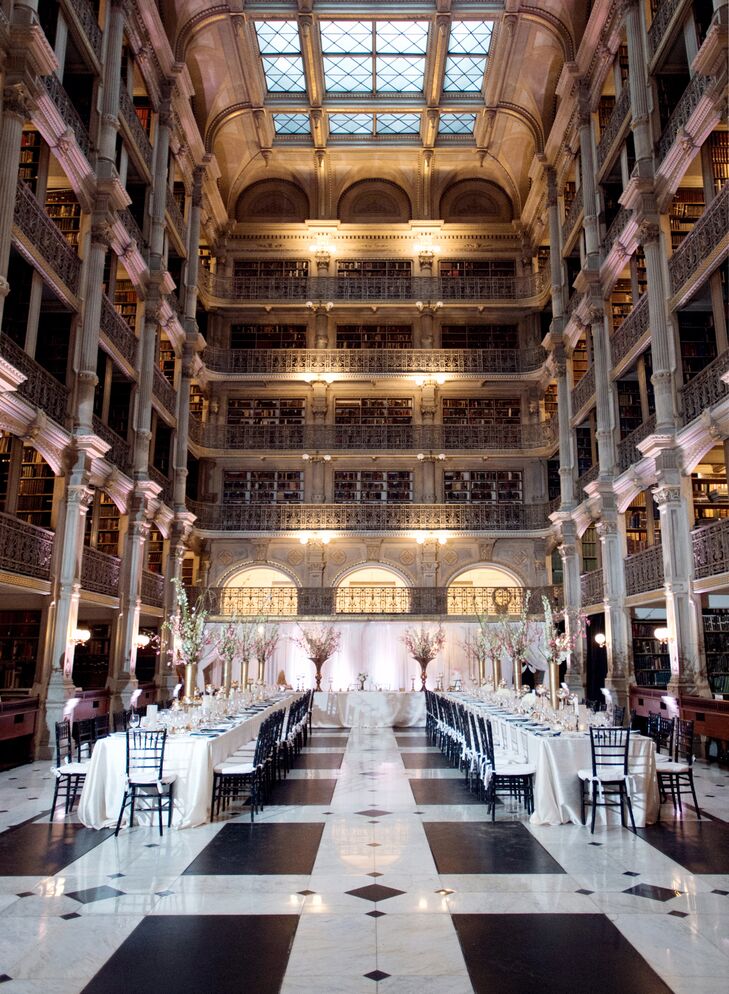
left=402, top=624, right=446, bottom=691
left=357, top=671, right=368, bottom=691
left=253, top=621, right=280, bottom=684
left=463, top=617, right=505, bottom=687
left=163, top=578, right=212, bottom=702
left=216, top=618, right=257, bottom=693
left=541, top=596, right=588, bottom=708
left=499, top=592, right=534, bottom=693
left=294, top=623, right=341, bottom=690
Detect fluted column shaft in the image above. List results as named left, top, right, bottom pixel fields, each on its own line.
left=97, top=0, right=124, bottom=167
left=639, top=224, right=676, bottom=430
left=577, top=87, right=600, bottom=268
left=624, top=0, right=654, bottom=167
left=0, top=86, right=33, bottom=327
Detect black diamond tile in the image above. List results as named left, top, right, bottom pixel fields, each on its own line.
left=401, top=752, right=452, bottom=769
left=711, top=889, right=729, bottom=896
left=409, top=779, right=482, bottom=806
left=364, top=970, right=390, bottom=982
left=184, top=824, right=324, bottom=876
left=66, top=886, right=125, bottom=904
left=346, top=884, right=405, bottom=903
left=108, top=873, right=125, bottom=879
left=424, top=822, right=566, bottom=875
left=268, top=779, right=337, bottom=806
left=668, top=910, right=689, bottom=917
left=623, top=871, right=640, bottom=877
left=297, top=890, right=317, bottom=896
left=155, top=890, right=174, bottom=897
left=575, top=889, right=594, bottom=895
left=0, top=976, right=10, bottom=983
left=292, top=752, right=344, bottom=770
left=322, top=812, right=333, bottom=815
left=355, top=809, right=391, bottom=818
left=367, top=872, right=383, bottom=878
left=588, top=842, right=602, bottom=847
left=145, top=844, right=159, bottom=849
left=366, top=910, right=386, bottom=918
left=636, top=821, right=729, bottom=874
left=367, top=843, right=381, bottom=848
left=0, top=823, right=110, bottom=876
left=61, top=912, right=82, bottom=920
left=16, top=892, right=33, bottom=898
left=369, top=820, right=379, bottom=824
left=435, top=888, right=454, bottom=895
left=622, top=883, right=683, bottom=902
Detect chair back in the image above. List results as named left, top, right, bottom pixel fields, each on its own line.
left=657, top=716, right=674, bottom=754
left=94, top=714, right=110, bottom=739
left=126, top=729, right=167, bottom=780
left=673, top=718, right=695, bottom=766
left=612, top=705, right=626, bottom=728
left=482, top=718, right=496, bottom=770
left=113, top=708, right=132, bottom=733
left=75, top=718, right=96, bottom=761
left=590, top=727, right=630, bottom=777
left=55, top=719, right=74, bottom=766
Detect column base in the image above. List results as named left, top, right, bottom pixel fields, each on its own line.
left=107, top=674, right=139, bottom=715
left=35, top=669, right=79, bottom=761
left=667, top=672, right=712, bottom=700
left=564, top=666, right=585, bottom=699
left=603, top=673, right=630, bottom=708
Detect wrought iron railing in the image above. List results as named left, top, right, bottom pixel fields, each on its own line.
left=669, top=182, right=729, bottom=297
left=187, top=500, right=551, bottom=532
left=0, top=511, right=53, bottom=580
left=681, top=349, right=729, bottom=425
left=70, top=0, right=103, bottom=61
left=603, top=206, right=631, bottom=258
left=167, top=288, right=184, bottom=315
left=201, top=346, right=548, bottom=376
left=14, top=180, right=81, bottom=296
left=562, top=185, right=583, bottom=245
left=565, top=288, right=581, bottom=320
left=42, top=73, right=92, bottom=161
left=693, top=517, right=729, bottom=579
left=0, top=333, right=68, bottom=424
left=101, top=294, right=138, bottom=367
left=625, top=544, right=664, bottom=596
left=119, top=207, right=145, bottom=249
left=92, top=416, right=131, bottom=471
left=81, top=546, right=120, bottom=596
left=610, top=293, right=649, bottom=369
left=581, top=568, right=604, bottom=607
left=166, top=189, right=186, bottom=245
left=118, top=86, right=153, bottom=173
left=141, top=569, right=165, bottom=607
left=647, top=0, right=685, bottom=60
left=657, top=74, right=712, bottom=165
left=153, top=367, right=177, bottom=415
left=149, top=466, right=173, bottom=505
left=577, top=463, right=599, bottom=495
left=192, top=420, right=557, bottom=453
left=617, top=414, right=657, bottom=473
left=571, top=365, right=595, bottom=414
left=596, top=86, right=631, bottom=172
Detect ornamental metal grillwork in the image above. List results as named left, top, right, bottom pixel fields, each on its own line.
left=657, top=74, right=712, bottom=165
left=73, top=0, right=103, bottom=61
left=577, top=463, right=599, bottom=495
left=561, top=185, right=583, bottom=244
left=336, top=586, right=410, bottom=614
left=596, top=85, right=631, bottom=172
left=166, top=188, right=186, bottom=244
left=446, top=585, right=549, bottom=616
left=571, top=365, right=595, bottom=414
left=141, top=569, right=165, bottom=607
left=443, top=20, right=491, bottom=92
left=603, top=206, right=630, bottom=258
left=81, top=546, right=121, bottom=596
left=187, top=500, right=550, bottom=532
left=118, top=86, right=153, bottom=172
left=149, top=466, right=173, bottom=505
left=669, top=182, right=729, bottom=297
left=565, top=288, right=582, bottom=319
left=43, top=74, right=92, bottom=160
left=625, top=544, right=664, bottom=596
left=14, top=181, right=81, bottom=296
left=211, top=586, right=298, bottom=617
left=617, top=414, right=656, bottom=474
left=610, top=293, right=649, bottom=369
left=100, top=294, right=137, bottom=367
left=0, top=511, right=53, bottom=580
left=0, top=332, right=68, bottom=424
left=167, top=288, right=183, bottom=315
left=693, top=517, right=729, bottom=580
left=92, top=416, right=131, bottom=471
left=119, top=207, right=145, bottom=249
left=255, top=20, right=306, bottom=92
left=581, top=568, right=604, bottom=607
left=153, top=366, right=177, bottom=415
left=647, top=0, right=684, bottom=60
left=681, top=349, right=729, bottom=425
left=202, top=346, right=547, bottom=376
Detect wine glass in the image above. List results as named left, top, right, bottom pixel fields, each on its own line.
left=129, top=710, right=141, bottom=730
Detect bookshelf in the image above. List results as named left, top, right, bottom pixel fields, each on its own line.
left=233, top=259, right=309, bottom=281
left=610, top=278, right=634, bottom=331
left=0, top=433, right=11, bottom=511
left=45, top=190, right=81, bottom=247
left=158, top=337, right=176, bottom=383
left=598, top=95, right=616, bottom=135
left=581, top=523, right=599, bottom=572
left=442, top=398, right=520, bottom=425
left=223, top=470, right=303, bottom=504
left=17, top=446, right=54, bottom=528
left=439, top=259, right=516, bottom=281
left=563, top=181, right=576, bottom=217
left=547, top=458, right=560, bottom=501
left=114, top=279, right=138, bottom=329
left=133, top=99, right=152, bottom=136
left=572, top=336, right=589, bottom=386
left=444, top=470, right=523, bottom=503
left=703, top=610, right=729, bottom=696
left=617, top=379, right=643, bottom=438
left=336, top=325, right=412, bottom=349
left=336, top=259, right=411, bottom=281
left=441, top=324, right=518, bottom=350
left=625, top=491, right=661, bottom=553
left=72, top=623, right=111, bottom=690
left=669, top=188, right=705, bottom=251
left=230, top=324, right=307, bottom=350
left=334, top=470, right=413, bottom=503
left=0, top=610, right=41, bottom=688
left=618, top=44, right=629, bottom=84
left=199, top=245, right=212, bottom=270
left=146, top=525, right=164, bottom=574
left=678, top=311, right=717, bottom=383
left=227, top=398, right=305, bottom=426
left=96, top=492, right=120, bottom=556
left=20, top=130, right=41, bottom=192
left=575, top=422, right=594, bottom=477
left=709, top=130, right=729, bottom=193
left=692, top=474, right=729, bottom=523
left=335, top=398, right=412, bottom=426
left=632, top=620, right=671, bottom=688
left=189, top=384, right=205, bottom=420
left=544, top=383, right=558, bottom=419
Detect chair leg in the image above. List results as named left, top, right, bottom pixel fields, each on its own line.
left=115, top=791, right=128, bottom=836
left=590, top=787, right=597, bottom=834
left=168, top=786, right=174, bottom=827
left=129, top=787, right=136, bottom=829
left=580, top=781, right=586, bottom=825
left=688, top=773, right=701, bottom=819
left=158, top=794, right=164, bottom=837
left=50, top=779, right=60, bottom=821
left=625, top=789, right=636, bottom=832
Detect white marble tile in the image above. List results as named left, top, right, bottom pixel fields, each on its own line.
left=285, top=913, right=377, bottom=976
left=609, top=912, right=729, bottom=978
left=376, top=914, right=469, bottom=977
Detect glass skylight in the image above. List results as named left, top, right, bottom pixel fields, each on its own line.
left=255, top=21, right=306, bottom=93
left=329, top=113, right=374, bottom=135
left=443, top=21, right=492, bottom=92
left=328, top=113, right=421, bottom=137
left=439, top=113, right=477, bottom=135
left=320, top=20, right=428, bottom=93
left=273, top=113, right=311, bottom=136
left=377, top=113, right=421, bottom=135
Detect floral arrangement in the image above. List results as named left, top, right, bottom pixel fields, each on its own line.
left=217, top=619, right=257, bottom=664
left=253, top=621, right=280, bottom=664
left=402, top=624, right=446, bottom=664
left=294, top=623, right=341, bottom=664
left=499, top=592, right=536, bottom=665
left=162, top=578, right=213, bottom=670
left=463, top=618, right=504, bottom=683
left=357, top=672, right=368, bottom=683
left=541, top=596, right=588, bottom=665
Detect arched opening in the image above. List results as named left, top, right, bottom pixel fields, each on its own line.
left=447, top=564, right=522, bottom=616
left=338, top=179, right=411, bottom=223
left=223, top=565, right=297, bottom=616
left=439, top=179, right=514, bottom=222
left=235, top=179, right=309, bottom=222
left=336, top=565, right=408, bottom=614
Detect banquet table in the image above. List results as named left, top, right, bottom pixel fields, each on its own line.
left=78, top=697, right=290, bottom=830
left=313, top=691, right=426, bottom=728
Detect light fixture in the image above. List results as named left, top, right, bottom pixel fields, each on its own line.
left=71, top=627, right=91, bottom=646
left=594, top=633, right=607, bottom=649
left=134, top=633, right=151, bottom=650
left=654, top=626, right=671, bottom=645
left=299, top=531, right=332, bottom=546
left=414, top=531, right=448, bottom=546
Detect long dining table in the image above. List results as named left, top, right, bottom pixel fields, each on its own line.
left=78, top=696, right=291, bottom=830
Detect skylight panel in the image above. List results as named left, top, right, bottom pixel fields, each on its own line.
left=377, top=113, right=421, bottom=135
left=273, top=113, right=311, bottom=136
left=443, top=20, right=491, bottom=93
left=376, top=56, right=424, bottom=93
left=255, top=21, right=306, bottom=93
left=256, top=20, right=301, bottom=54
left=443, top=55, right=485, bottom=93
left=376, top=21, right=429, bottom=55
left=320, top=20, right=427, bottom=93
left=320, top=20, right=372, bottom=54
left=448, top=21, right=492, bottom=55
left=439, top=113, right=477, bottom=135
left=329, top=113, right=374, bottom=135
left=323, top=55, right=372, bottom=92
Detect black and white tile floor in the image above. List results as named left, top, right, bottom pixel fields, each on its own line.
left=0, top=725, right=728, bottom=992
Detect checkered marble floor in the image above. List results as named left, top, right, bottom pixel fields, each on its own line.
left=0, top=725, right=728, bottom=992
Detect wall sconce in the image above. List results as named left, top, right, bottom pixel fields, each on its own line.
left=299, top=531, right=332, bottom=546
left=413, top=243, right=440, bottom=256
left=594, top=633, right=607, bottom=649
left=71, top=628, right=91, bottom=646
left=415, top=531, right=448, bottom=546
left=417, top=452, right=446, bottom=462
left=302, top=373, right=335, bottom=385
left=134, top=633, right=151, bottom=650
left=308, top=239, right=336, bottom=255
left=302, top=453, right=331, bottom=462
left=654, top=626, right=671, bottom=645
left=413, top=375, right=446, bottom=387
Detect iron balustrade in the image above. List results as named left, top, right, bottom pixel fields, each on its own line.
left=42, top=73, right=92, bottom=161
left=187, top=500, right=551, bottom=532
left=149, top=466, right=173, bottom=505
left=669, top=182, right=729, bottom=297
left=118, top=207, right=145, bottom=249
left=617, top=415, right=657, bottom=474
left=167, top=288, right=184, bottom=315
left=647, top=0, right=686, bottom=60
left=681, top=349, right=729, bottom=425
left=565, top=288, right=582, bottom=320
left=201, top=346, right=548, bottom=376
left=141, top=569, right=165, bottom=607
left=0, top=512, right=53, bottom=580
left=577, top=463, right=599, bottom=496
left=657, top=74, right=712, bottom=166
left=81, top=546, right=121, bottom=596
left=153, top=367, right=177, bottom=415
left=625, top=545, right=664, bottom=596
left=693, top=517, right=729, bottom=580
left=0, top=333, right=68, bottom=424
left=92, top=416, right=131, bottom=472
left=14, top=181, right=81, bottom=296
left=118, top=86, right=153, bottom=173
left=571, top=365, right=596, bottom=415
left=166, top=189, right=186, bottom=245
left=610, top=294, right=650, bottom=370
left=100, top=294, right=138, bottom=367
left=603, top=206, right=631, bottom=258
left=596, top=86, right=631, bottom=172
left=581, top=568, right=604, bottom=607
left=69, top=0, right=103, bottom=61
left=561, top=185, right=583, bottom=245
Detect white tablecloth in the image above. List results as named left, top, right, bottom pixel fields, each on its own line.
left=313, top=691, right=426, bottom=728
left=488, top=713, right=659, bottom=827
left=78, top=699, right=290, bottom=830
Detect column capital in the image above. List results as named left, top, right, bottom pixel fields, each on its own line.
left=651, top=484, right=682, bottom=507
left=637, top=217, right=661, bottom=245
left=3, top=82, right=33, bottom=121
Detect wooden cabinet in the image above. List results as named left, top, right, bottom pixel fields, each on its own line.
left=45, top=190, right=81, bottom=247
left=703, top=610, right=729, bottom=696
left=227, top=398, right=305, bottom=426
left=0, top=610, right=41, bottom=688
left=692, top=475, right=729, bottom=523
left=20, top=129, right=41, bottom=192
left=17, top=447, right=54, bottom=528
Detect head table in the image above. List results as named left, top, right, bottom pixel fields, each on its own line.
left=77, top=696, right=291, bottom=831
left=312, top=690, right=426, bottom=728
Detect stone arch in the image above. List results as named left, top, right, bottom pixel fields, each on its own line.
left=445, top=562, right=525, bottom=616
left=235, top=179, right=309, bottom=222
left=337, top=179, right=412, bottom=223
left=332, top=561, right=412, bottom=614
left=439, top=179, right=514, bottom=222
left=218, top=561, right=299, bottom=616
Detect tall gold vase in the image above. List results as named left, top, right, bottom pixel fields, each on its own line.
left=257, top=656, right=265, bottom=684
left=513, top=657, right=523, bottom=694
left=241, top=657, right=249, bottom=688
left=222, top=655, right=232, bottom=693
left=478, top=657, right=485, bottom=685
left=549, top=660, right=560, bottom=709
left=183, top=660, right=197, bottom=701
left=492, top=656, right=502, bottom=688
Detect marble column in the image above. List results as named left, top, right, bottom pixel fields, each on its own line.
left=597, top=516, right=633, bottom=705
left=577, top=84, right=600, bottom=269
left=624, top=0, right=654, bottom=170
left=0, top=84, right=33, bottom=328
left=417, top=303, right=440, bottom=349
left=108, top=493, right=148, bottom=711
left=310, top=302, right=332, bottom=349
left=559, top=521, right=585, bottom=696
left=638, top=220, right=676, bottom=431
